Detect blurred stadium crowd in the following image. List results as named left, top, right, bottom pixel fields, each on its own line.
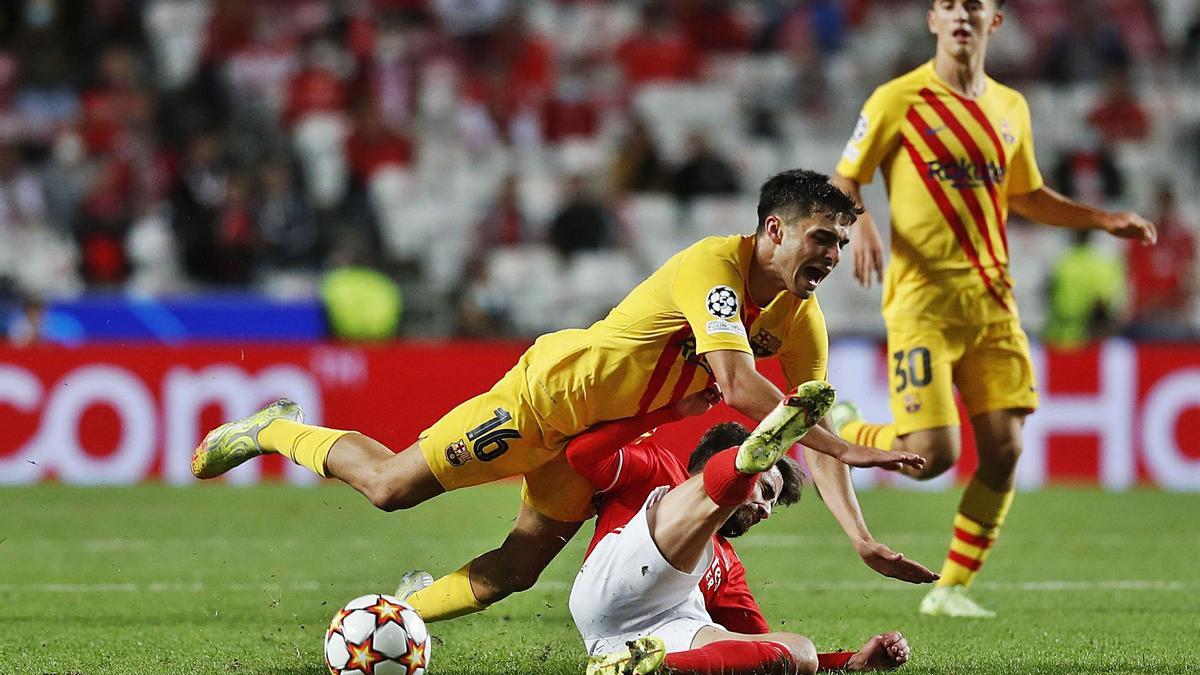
left=0, top=0, right=1197, bottom=341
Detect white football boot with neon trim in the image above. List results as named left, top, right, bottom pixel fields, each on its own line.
left=919, top=586, right=996, bottom=618
left=736, top=380, right=836, bottom=474
left=586, top=637, right=667, bottom=675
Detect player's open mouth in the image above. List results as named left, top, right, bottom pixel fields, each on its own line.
left=953, top=28, right=971, bottom=42
left=802, top=266, right=828, bottom=289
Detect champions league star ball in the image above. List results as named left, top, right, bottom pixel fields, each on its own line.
left=324, top=594, right=431, bottom=675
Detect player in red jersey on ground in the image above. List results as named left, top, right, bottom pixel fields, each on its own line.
left=568, top=387, right=912, bottom=674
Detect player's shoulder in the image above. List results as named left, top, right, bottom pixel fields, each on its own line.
left=627, top=437, right=686, bottom=468
left=681, top=234, right=750, bottom=260
left=984, top=76, right=1030, bottom=108
left=869, top=63, right=934, bottom=102
left=672, top=235, right=754, bottom=281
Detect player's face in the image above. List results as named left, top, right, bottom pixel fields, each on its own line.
left=770, top=212, right=849, bottom=300
left=718, top=467, right=784, bottom=539
left=928, top=0, right=1002, bottom=59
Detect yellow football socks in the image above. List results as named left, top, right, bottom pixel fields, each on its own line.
left=256, top=419, right=351, bottom=478
left=404, top=563, right=488, bottom=622
left=839, top=419, right=899, bottom=452
left=937, top=476, right=1014, bottom=587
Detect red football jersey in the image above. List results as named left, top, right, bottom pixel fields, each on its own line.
left=569, top=425, right=769, bottom=635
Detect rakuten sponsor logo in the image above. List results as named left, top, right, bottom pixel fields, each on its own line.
left=0, top=363, right=322, bottom=486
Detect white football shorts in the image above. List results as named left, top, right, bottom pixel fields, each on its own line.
left=569, top=485, right=722, bottom=655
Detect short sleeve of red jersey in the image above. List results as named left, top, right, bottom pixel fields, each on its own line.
left=705, top=540, right=770, bottom=635
left=604, top=439, right=676, bottom=495
left=565, top=407, right=679, bottom=491
left=776, top=295, right=830, bottom=387
left=670, top=244, right=753, bottom=356
left=1007, top=94, right=1044, bottom=196
left=836, top=85, right=903, bottom=185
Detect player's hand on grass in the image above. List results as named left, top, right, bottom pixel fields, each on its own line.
left=855, top=539, right=939, bottom=584
left=837, top=443, right=926, bottom=471
left=851, top=217, right=885, bottom=288
left=670, top=386, right=722, bottom=419
left=1103, top=211, right=1157, bottom=245
left=845, top=631, right=910, bottom=671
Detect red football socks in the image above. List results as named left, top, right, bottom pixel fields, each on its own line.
left=702, top=446, right=758, bottom=507
left=817, top=650, right=856, bottom=671
left=664, top=639, right=794, bottom=674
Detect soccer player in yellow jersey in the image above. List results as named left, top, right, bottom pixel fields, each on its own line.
left=830, top=0, right=1157, bottom=617
left=193, top=170, right=936, bottom=624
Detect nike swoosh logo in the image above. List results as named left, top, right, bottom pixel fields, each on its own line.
left=924, top=125, right=947, bottom=136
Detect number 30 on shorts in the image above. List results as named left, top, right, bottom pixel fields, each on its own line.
left=466, top=407, right=522, bottom=461
left=892, top=347, right=931, bottom=393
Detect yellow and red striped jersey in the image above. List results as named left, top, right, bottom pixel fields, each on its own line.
left=521, top=235, right=828, bottom=441
left=836, top=61, right=1044, bottom=327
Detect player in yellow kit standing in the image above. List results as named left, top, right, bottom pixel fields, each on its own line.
left=830, top=0, right=1157, bottom=617
left=192, top=170, right=937, bottom=625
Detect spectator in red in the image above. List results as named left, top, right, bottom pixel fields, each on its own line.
left=215, top=173, right=257, bottom=284
left=616, top=2, right=700, bottom=88
left=80, top=45, right=155, bottom=157
left=284, top=36, right=350, bottom=128
left=1126, top=185, right=1197, bottom=340
left=202, top=0, right=256, bottom=66
left=489, top=12, right=554, bottom=104
left=346, top=102, right=414, bottom=184
left=474, top=173, right=528, bottom=254
left=1087, top=68, right=1151, bottom=143
left=541, top=58, right=600, bottom=143
left=677, top=0, right=751, bottom=54
left=75, top=158, right=133, bottom=286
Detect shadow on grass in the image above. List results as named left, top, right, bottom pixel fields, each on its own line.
left=254, top=666, right=326, bottom=675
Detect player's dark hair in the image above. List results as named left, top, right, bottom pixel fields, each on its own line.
left=755, top=169, right=862, bottom=234
left=688, top=422, right=805, bottom=506
left=688, top=422, right=750, bottom=473
left=774, top=456, right=804, bottom=507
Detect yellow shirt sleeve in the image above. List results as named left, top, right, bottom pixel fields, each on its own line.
left=670, top=245, right=753, bottom=356
left=776, top=296, right=829, bottom=386
left=835, top=87, right=902, bottom=185
left=1007, top=95, right=1044, bottom=196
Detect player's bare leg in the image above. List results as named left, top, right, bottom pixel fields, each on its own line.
left=324, top=438, right=445, bottom=511
left=651, top=383, right=834, bottom=572
left=193, top=400, right=446, bottom=512
left=892, top=426, right=961, bottom=481
left=971, top=409, right=1025, bottom=493
left=466, top=500, right=583, bottom=604
left=647, top=476, right=745, bottom=573
left=690, top=625, right=819, bottom=674
left=402, top=500, right=583, bottom=622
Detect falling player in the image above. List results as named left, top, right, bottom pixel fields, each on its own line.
left=568, top=385, right=911, bottom=675
left=830, top=0, right=1157, bottom=616
left=192, top=170, right=934, bottom=627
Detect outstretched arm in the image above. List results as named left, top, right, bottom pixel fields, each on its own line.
left=1009, top=185, right=1157, bottom=244
left=804, top=421, right=939, bottom=584
left=706, top=350, right=924, bottom=470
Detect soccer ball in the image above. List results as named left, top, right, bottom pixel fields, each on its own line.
left=324, top=593, right=431, bottom=675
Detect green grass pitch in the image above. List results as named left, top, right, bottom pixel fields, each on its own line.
left=2, top=483, right=1197, bottom=674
